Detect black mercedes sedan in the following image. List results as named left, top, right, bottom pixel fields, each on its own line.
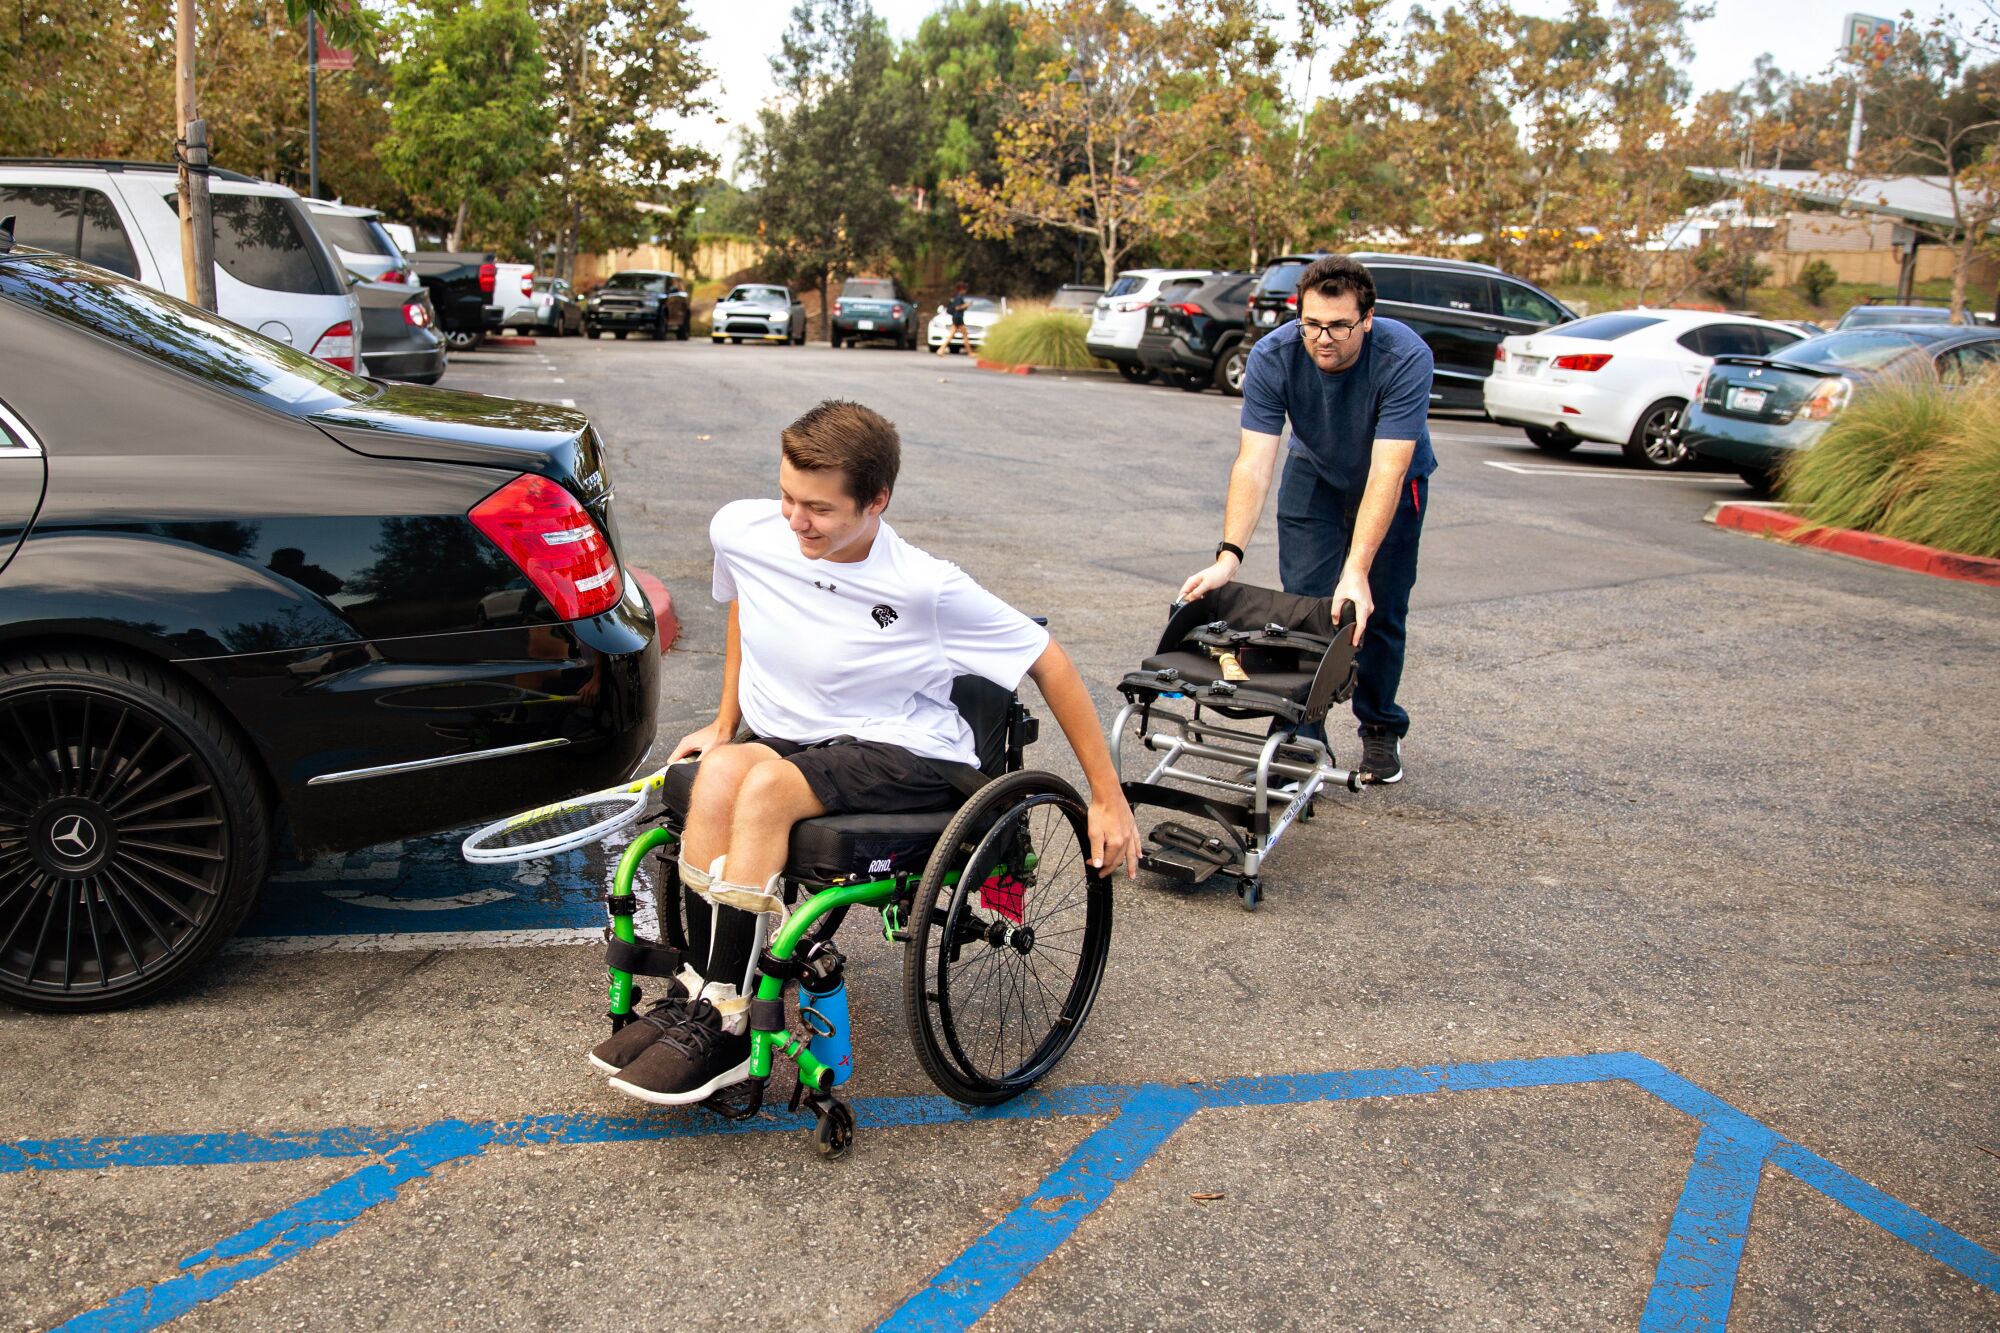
left=0, top=246, right=660, bottom=1011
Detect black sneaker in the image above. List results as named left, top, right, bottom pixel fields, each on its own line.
left=606, top=1001, right=751, bottom=1106
left=587, top=987, right=692, bottom=1074
left=1359, top=731, right=1404, bottom=785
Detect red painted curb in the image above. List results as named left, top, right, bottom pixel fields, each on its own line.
left=630, top=568, right=680, bottom=653
left=1709, top=503, right=2000, bottom=586
left=976, top=358, right=1035, bottom=376
left=485, top=335, right=538, bottom=347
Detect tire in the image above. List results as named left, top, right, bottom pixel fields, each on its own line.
left=901, top=771, right=1112, bottom=1106
left=1216, top=341, right=1249, bottom=396
left=444, top=329, right=482, bottom=352
left=676, top=316, right=691, bottom=342
left=1177, top=370, right=1207, bottom=393
left=1622, top=398, right=1692, bottom=469
left=408, top=372, right=442, bottom=386
left=587, top=328, right=602, bottom=340
left=613, top=330, right=628, bottom=341
left=1116, top=362, right=1153, bottom=385
left=1738, top=465, right=1779, bottom=497
left=1524, top=426, right=1578, bottom=454
left=830, top=336, right=843, bottom=349
left=0, top=651, right=271, bottom=1011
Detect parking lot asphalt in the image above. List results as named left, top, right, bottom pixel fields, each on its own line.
left=3, top=337, right=1995, bottom=1331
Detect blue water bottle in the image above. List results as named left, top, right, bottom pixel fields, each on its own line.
left=800, top=971, right=853, bottom=1087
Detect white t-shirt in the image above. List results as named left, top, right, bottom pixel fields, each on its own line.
left=709, top=499, right=1051, bottom=765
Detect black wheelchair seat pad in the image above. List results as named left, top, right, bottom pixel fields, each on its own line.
left=1137, top=650, right=1316, bottom=702
left=660, top=754, right=957, bottom=884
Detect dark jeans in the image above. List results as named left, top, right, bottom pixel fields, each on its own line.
left=1276, top=452, right=1426, bottom=739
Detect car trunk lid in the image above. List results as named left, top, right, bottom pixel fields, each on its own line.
left=1700, top=356, right=1834, bottom=424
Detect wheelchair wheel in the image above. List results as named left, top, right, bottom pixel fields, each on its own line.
left=901, top=771, right=1112, bottom=1106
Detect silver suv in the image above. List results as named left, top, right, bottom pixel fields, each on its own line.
left=0, top=158, right=363, bottom=370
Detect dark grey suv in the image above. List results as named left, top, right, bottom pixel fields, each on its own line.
left=1246, top=252, right=1574, bottom=410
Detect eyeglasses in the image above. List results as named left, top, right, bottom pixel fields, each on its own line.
left=1299, top=317, right=1364, bottom=342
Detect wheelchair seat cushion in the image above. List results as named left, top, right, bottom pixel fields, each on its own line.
left=661, top=759, right=955, bottom=883
left=1138, top=650, right=1317, bottom=702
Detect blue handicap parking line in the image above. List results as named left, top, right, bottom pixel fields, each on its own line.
left=237, top=837, right=606, bottom=942
left=10, top=1054, right=1996, bottom=1332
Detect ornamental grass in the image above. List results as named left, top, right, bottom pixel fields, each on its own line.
left=979, top=304, right=1109, bottom=371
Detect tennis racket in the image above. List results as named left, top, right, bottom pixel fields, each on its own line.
left=461, top=763, right=682, bottom=864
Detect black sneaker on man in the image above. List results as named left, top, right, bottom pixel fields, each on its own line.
left=1358, top=730, right=1404, bottom=785
left=605, top=1001, right=752, bottom=1106
left=587, top=987, right=693, bottom=1074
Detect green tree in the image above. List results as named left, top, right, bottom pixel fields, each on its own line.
left=531, top=0, right=715, bottom=284
left=0, top=1, right=172, bottom=160
left=745, top=0, right=917, bottom=335
left=378, top=0, right=552, bottom=251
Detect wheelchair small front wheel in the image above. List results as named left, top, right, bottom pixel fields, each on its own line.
left=901, top=771, right=1113, bottom=1106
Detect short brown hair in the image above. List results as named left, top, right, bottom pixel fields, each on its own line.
left=781, top=399, right=901, bottom=506
left=1297, top=255, right=1376, bottom=316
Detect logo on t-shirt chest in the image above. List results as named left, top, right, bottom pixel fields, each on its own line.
left=871, top=604, right=899, bottom=628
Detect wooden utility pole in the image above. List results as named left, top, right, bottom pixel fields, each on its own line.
left=175, top=0, right=218, bottom=311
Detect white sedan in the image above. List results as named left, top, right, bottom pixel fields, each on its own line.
left=1484, top=309, right=1807, bottom=468
left=710, top=284, right=806, bottom=344
left=927, top=295, right=1008, bottom=352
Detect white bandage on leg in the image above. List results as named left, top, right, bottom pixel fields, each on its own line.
left=678, top=855, right=713, bottom=893
left=705, top=871, right=787, bottom=921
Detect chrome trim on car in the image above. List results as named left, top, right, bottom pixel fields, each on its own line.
left=0, top=398, right=45, bottom=458
left=306, top=736, right=570, bottom=786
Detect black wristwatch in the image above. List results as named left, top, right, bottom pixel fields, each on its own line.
left=1216, top=541, right=1244, bottom=563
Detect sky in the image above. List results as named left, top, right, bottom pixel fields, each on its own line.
left=680, top=0, right=1970, bottom=179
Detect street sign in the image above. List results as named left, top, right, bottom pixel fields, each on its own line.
left=315, top=25, right=355, bottom=71
left=1843, top=13, right=1895, bottom=67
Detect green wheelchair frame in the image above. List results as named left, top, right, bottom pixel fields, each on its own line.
left=600, top=691, right=1113, bottom=1159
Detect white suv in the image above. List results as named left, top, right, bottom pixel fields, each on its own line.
left=0, top=158, right=363, bottom=370
left=1086, top=268, right=1213, bottom=383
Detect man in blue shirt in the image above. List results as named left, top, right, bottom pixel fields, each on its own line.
left=1179, top=255, right=1434, bottom=784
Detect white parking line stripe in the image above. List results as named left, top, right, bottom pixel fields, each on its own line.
left=1483, top=460, right=1741, bottom=483
left=226, top=926, right=598, bottom=956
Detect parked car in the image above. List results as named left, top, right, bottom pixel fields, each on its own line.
left=353, top=274, right=447, bottom=384
left=408, top=249, right=497, bottom=351
left=1246, top=252, right=1575, bottom=409
left=830, top=276, right=920, bottom=349
left=1836, top=302, right=1956, bottom=329
left=0, top=245, right=661, bottom=1011
left=512, top=276, right=583, bottom=337
left=1136, top=271, right=1257, bottom=395
left=0, top=157, right=363, bottom=371
left=586, top=269, right=690, bottom=341
left=926, top=294, right=1008, bottom=352
left=486, top=261, right=536, bottom=334
left=1087, top=268, right=1213, bottom=382
left=1049, top=284, right=1103, bottom=314
left=302, top=199, right=416, bottom=287
left=711, top=283, right=807, bottom=344
left=1685, top=324, right=2000, bottom=492
left=1483, top=308, right=1805, bottom=468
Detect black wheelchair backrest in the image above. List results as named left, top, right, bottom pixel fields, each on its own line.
left=1154, top=582, right=1334, bottom=654
left=950, top=675, right=1014, bottom=776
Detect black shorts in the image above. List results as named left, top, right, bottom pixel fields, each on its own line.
left=740, top=733, right=962, bottom=816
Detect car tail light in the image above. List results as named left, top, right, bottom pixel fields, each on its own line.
left=521, top=270, right=535, bottom=298
left=1693, top=371, right=1710, bottom=400
left=1798, top=376, right=1852, bottom=420
left=892, top=304, right=904, bottom=318
left=1170, top=302, right=1203, bottom=317
left=382, top=267, right=414, bottom=285
left=310, top=321, right=357, bottom=371
left=1493, top=345, right=1507, bottom=363
left=478, top=262, right=496, bottom=296
left=469, top=474, right=622, bottom=621
left=1285, top=293, right=1298, bottom=309
left=1552, top=353, right=1612, bottom=371
left=403, top=300, right=431, bottom=328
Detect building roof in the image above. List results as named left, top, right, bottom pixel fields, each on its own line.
left=1686, top=167, right=2000, bottom=235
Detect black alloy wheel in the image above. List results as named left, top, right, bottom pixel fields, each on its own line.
left=0, top=652, right=270, bottom=1011
left=1624, top=398, right=1693, bottom=469
left=1217, top=342, right=1249, bottom=396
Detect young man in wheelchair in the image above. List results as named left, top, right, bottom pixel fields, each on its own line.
left=596, top=399, right=1140, bottom=1105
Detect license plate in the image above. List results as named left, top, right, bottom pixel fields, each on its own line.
left=1151, top=314, right=1165, bottom=329
left=857, top=319, right=875, bottom=330
left=1727, top=386, right=1768, bottom=413
left=1518, top=356, right=1545, bottom=377
left=1258, top=310, right=1277, bottom=325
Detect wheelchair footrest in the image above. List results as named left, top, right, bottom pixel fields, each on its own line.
left=1141, top=821, right=1238, bottom=884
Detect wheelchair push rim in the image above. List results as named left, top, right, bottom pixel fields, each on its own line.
left=902, top=771, right=1112, bottom=1105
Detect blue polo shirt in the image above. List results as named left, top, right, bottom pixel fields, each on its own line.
left=1240, top=317, right=1437, bottom=494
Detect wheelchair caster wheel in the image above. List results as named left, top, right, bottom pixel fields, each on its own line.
left=814, top=1098, right=855, bottom=1158
left=1239, top=879, right=1261, bottom=912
